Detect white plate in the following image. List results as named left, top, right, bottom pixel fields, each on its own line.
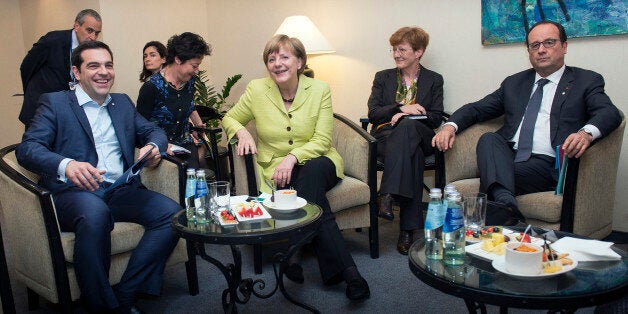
left=466, top=236, right=546, bottom=262
left=231, top=202, right=272, bottom=222
left=263, top=197, right=307, bottom=213
left=492, top=259, right=578, bottom=279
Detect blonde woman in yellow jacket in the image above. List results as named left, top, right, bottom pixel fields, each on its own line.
left=222, top=35, right=370, bottom=301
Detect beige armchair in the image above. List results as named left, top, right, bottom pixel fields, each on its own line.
left=230, top=113, right=379, bottom=269
left=0, top=144, right=198, bottom=312
left=444, top=112, right=625, bottom=239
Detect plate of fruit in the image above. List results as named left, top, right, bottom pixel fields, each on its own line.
left=232, top=201, right=272, bottom=222
left=465, top=226, right=512, bottom=243
left=216, top=210, right=238, bottom=226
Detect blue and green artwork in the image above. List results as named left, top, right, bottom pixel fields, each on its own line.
left=482, top=0, right=628, bottom=45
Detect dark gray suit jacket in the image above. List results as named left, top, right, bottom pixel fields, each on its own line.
left=16, top=90, right=167, bottom=193
left=367, top=65, right=444, bottom=136
left=19, top=30, right=73, bottom=126
left=449, top=66, right=621, bottom=147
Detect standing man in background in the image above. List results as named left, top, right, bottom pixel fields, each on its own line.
left=19, top=9, right=102, bottom=128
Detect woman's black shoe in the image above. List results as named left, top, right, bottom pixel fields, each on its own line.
left=284, top=263, right=304, bottom=284
left=345, top=276, right=370, bottom=301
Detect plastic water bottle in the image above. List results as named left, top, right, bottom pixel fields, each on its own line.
left=443, top=192, right=465, bottom=265
left=424, top=188, right=444, bottom=260
left=185, top=168, right=197, bottom=222
left=195, top=170, right=209, bottom=224
left=443, top=184, right=456, bottom=211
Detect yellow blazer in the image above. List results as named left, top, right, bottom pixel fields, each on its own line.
left=223, top=74, right=343, bottom=193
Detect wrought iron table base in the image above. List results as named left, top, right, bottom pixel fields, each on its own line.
left=193, top=229, right=320, bottom=313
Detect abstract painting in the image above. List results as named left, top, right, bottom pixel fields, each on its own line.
left=482, top=0, right=628, bottom=45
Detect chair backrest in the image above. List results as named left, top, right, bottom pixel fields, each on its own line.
left=332, top=114, right=371, bottom=183
left=444, top=117, right=503, bottom=183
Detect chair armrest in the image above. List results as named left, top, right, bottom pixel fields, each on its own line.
left=333, top=113, right=376, bottom=183
left=141, top=154, right=186, bottom=207
left=0, top=144, right=70, bottom=298
left=230, top=141, right=259, bottom=196
left=563, top=115, right=625, bottom=236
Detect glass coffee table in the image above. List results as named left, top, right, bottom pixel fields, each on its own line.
left=172, top=201, right=322, bottom=313
left=409, top=227, right=628, bottom=313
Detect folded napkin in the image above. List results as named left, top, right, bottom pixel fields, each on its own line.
left=551, top=237, right=621, bottom=262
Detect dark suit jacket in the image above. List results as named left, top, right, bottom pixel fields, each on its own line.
left=16, top=90, right=168, bottom=193
left=367, top=65, right=444, bottom=137
left=19, top=30, right=73, bottom=126
left=449, top=66, right=621, bottom=147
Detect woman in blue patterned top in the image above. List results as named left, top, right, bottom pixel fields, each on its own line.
left=137, top=32, right=212, bottom=168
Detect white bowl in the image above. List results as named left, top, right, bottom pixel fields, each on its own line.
left=504, top=242, right=543, bottom=275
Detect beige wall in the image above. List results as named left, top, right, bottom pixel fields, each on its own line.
left=4, top=0, right=627, bottom=231
left=1, top=0, right=26, bottom=149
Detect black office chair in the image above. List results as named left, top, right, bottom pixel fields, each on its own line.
left=359, top=112, right=449, bottom=194
left=192, top=105, right=232, bottom=183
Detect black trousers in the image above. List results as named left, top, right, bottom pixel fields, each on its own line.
left=377, top=119, right=435, bottom=231
left=289, top=156, right=355, bottom=284
left=476, top=132, right=558, bottom=200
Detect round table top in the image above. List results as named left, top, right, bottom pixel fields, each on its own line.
left=409, top=227, right=628, bottom=310
left=172, top=201, right=322, bottom=245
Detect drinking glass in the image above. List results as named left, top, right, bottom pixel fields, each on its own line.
left=463, top=192, right=487, bottom=233
left=209, top=181, right=230, bottom=214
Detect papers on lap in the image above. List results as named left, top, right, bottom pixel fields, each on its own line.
left=95, top=146, right=155, bottom=197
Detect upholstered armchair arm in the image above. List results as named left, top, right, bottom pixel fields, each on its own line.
left=230, top=122, right=260, bottom=196
left=141, top=154, right=186, bottom=207
left=0, top=144, right=70, bottom=304
left=566, top=115, right=625, bottom=237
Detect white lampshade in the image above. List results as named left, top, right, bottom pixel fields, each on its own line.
left=274, top=16, right=335, bottom=55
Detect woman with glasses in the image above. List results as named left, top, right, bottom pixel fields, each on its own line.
left=367, top=26, right=444, bottom=255
left=137, top=32, right=211, bottom=169
left=223, top=34, right=370, bottom=301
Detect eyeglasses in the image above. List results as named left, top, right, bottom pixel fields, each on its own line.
left=390, top=47, right=411, bottom=55
left=528, top=39, right=560, bottom=51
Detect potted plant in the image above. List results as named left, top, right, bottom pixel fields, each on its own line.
left=194, top=70, right=243, bottom=133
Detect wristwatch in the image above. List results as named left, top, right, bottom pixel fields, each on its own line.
left=580, top=127, right=593, bottom=137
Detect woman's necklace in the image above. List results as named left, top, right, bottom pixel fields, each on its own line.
left=282, top=96, right=294, bottom=103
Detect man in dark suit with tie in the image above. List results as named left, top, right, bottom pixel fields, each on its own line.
left=432, top=20, right=621, bottom=224
left=19, top=9, right=102, bottom=128
left=16, top=41, right=180, bottom=313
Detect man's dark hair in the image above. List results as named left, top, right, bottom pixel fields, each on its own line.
left=525, top=20, right=568, bottom=46
left=71, top=41, right=113, bottom=68
left=165, top=32, right=212, bottom=65
left=75, top=9, right=102, bottom=24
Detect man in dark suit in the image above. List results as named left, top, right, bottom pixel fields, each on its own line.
left=19, top=9, right=102, bottom=128
left=432, top=20, right=621, bottom=224
left=16, top=41, right=180, bottom=313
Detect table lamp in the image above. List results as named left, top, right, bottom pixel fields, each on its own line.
left=274, top=15, right=335, bottom=78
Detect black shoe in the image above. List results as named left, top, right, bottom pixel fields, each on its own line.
left=397, top=230, right=413, bottom=255
left=378, top=193, right=394, bottom=221
left=284, top=263, right=304, bottom=284
left=345, top=276, right=370, bottom=301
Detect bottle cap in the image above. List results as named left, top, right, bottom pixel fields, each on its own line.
left=186, top=168, right=196, bottom=175
left=196, top=169, right=205, bottom=176
left=429, top=188, right=442, bottom=198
